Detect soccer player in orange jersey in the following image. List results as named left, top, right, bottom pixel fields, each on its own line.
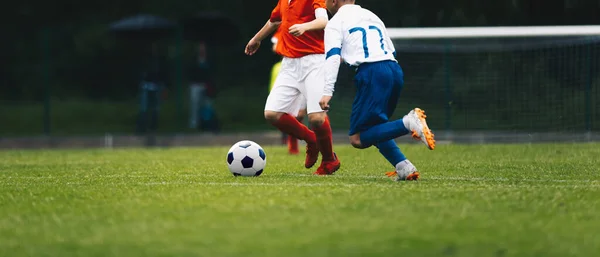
left=270, top=31, right=306, bottom=155
left=245, top=0, right=340, bottom=175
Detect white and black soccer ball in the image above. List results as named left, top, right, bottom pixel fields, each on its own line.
left=226, top=140, right=267, bottom=177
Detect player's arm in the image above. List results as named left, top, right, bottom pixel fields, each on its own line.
left=255, top=20, right=281, bottom=43
left=246, top=2, right=283, bottom=55
left=245, top=20, right=281, bottom=55
left=319, top=22, right=343, bottom=110
left=289, top=7, right=329, bottom=37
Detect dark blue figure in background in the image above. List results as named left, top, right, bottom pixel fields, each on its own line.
left=137, top=43, right=168, bottom=134
left=188, top=41, right=220, bottom=133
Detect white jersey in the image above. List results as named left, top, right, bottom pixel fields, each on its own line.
left=323, top=4, right=396, bottom=96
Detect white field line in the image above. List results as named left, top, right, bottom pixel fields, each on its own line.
left=0, top=180, right=387, bottom=188
left=0, top=176, right=598, bottom=189
left=135, top=182, right=598, bottom=188
left=1, top=181, right=599, bottom=188
left=286, top=174, right=599, bottom=183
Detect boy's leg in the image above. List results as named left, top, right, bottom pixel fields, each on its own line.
left=358, top=120, right=410, bottom=148
left=288, top=134, right=299, bottom=154
left=308, top=113, right=339, bottom=175
left=288, top=106, right=306, bottom=155
left=352, top=62, right=435, bottom=150
left=266, top=61, right=319, bottom=168
left=374, top=139, right=406, bottom=167
left=265, top=86, right=317, bottom=162
left=373, top=139, right=419, bottom=181
left=348, top=61, right=421, bottom=180
left=303, top=56, right=339, bottom=175
left=268, top=110, right=315, bottom=146
left=359, top=108, right=435, bottom=150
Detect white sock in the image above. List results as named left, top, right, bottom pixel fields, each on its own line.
left=395, top=159, right=413, bottom=169
left=395, top=160, right=417, bottom=178
left=402, top=114, right=411, bottom=130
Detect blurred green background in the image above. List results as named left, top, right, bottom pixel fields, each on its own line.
left=1, top=0, right=599, bottom=136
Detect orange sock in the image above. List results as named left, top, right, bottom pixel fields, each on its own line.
left=272, top=113, right=316, bottom=144
left=312, top=116, right=335, bottom=161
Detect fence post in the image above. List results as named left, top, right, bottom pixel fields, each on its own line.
left=41, top=27, right=51, bottom=135
left=444, top=43, right=452, bottom=133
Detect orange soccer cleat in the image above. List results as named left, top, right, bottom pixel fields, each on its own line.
left=405, top=108, right=436, bottom=150
left=386, top=171, right=420, bottom=181
left=314, top=153, right=340, bottom=175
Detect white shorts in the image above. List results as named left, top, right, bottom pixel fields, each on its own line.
left=265, top=54, right=325, bottom=115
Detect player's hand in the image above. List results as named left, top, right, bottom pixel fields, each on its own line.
left=289, top=24, right=307, bottom=37
left=245, top=38, right=261, bottom=55
left=319, top=95, right=332, bottom=111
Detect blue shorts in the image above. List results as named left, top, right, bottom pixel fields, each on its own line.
left=349, top=60, right=404, bottom=136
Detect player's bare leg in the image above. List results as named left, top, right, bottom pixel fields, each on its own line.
left=348, top=134, right=369, bottom=149
left=265, top=110, right=319, bottom=168
left=309, top=112, right=340, bottom=175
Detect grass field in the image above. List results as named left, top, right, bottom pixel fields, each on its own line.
left=1, top=143, right=599, bottom=257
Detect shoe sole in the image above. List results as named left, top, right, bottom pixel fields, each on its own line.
left=412, top=108, right=436, bottom=150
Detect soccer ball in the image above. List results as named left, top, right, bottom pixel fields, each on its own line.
left=226, top=140, right=267, bottom=177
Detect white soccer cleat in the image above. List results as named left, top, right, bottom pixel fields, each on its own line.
left=385, top=160, right=419, bottom=181
left=403, top=108, right=435, bottom=150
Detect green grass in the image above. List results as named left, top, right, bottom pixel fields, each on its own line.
left=1, top=143, right=599, bottom=257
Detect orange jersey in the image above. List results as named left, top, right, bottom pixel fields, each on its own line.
left=270, top=0, right=326, bottom=58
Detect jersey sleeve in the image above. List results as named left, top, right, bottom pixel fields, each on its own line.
left=269, top=0, right=282, bottom=22
left=323, top=21, right=343, bottom=96
left=312, top=0, right=326, bottom=10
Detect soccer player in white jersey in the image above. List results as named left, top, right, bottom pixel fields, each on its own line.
left=320, top=0, right=435, bottom=181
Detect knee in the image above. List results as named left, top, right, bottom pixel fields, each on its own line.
left=264, top=111, right=283, bottom=123
left=296, top=109, right=307, bottom=122
left=349, top=135, right=367, bottom=149
left=308, top=112, right=326, bottom=127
